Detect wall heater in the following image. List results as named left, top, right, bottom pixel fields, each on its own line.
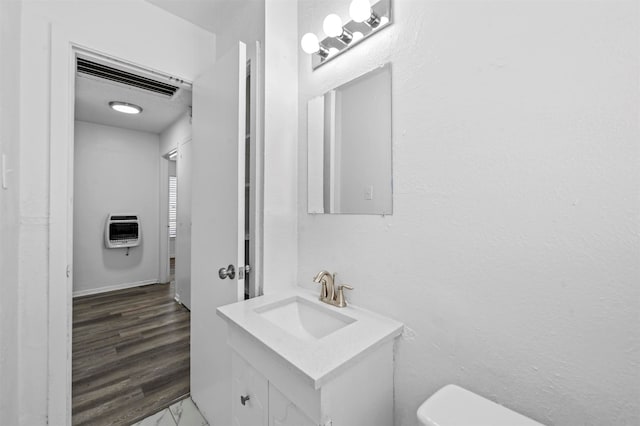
left=104, top=213, right=141, bottom=248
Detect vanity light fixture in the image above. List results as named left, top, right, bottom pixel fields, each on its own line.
left=301, top=0, right=392, bottom=70
left=350, top=0, right=380, bottom=27
left=109, top=101, right=142, bottom=114
left=323, top=14, right=353, bottom=44
left=301, top=33, right=330, bottom=58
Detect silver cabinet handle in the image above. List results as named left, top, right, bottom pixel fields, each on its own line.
left=240, top=394, right=250, bottom=406
left=218, top=264, right=235, bottom=279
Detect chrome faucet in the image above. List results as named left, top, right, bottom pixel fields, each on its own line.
left=313, top=270, right=335, bottom=302
left=313, top=270, right=353, bottom=307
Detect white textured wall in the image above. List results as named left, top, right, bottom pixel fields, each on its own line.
left=298, top=1, right=640, bottom=425
left=263, top=0, right=299, bottom=293
left=146, top=0, right=264, bottom=58
left=73, top=121, right=161, bottom=294
left=211, top=0, right=265, bottom=58
left=0, top=1, right=21, bottom=424
left=160, top=112, right=191, bottom=156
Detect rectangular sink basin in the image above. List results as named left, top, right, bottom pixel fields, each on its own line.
left=255, top=296, right=356, bottom=341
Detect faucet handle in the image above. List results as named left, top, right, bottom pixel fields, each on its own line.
left=315, top=277, right=329, bottom=301
left=335, top=284, right=353, bottom=308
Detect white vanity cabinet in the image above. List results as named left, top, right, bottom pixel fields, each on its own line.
left=219, top=290, right=403, bottom=426
left=232, top=351, right=314, bottom=426
left=230, top=336, right=394, bottom=426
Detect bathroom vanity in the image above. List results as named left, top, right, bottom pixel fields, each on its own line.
left=217, top=290, right=403, bottom=426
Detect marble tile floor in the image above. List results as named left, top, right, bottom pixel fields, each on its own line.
left=132, top=397, right=208, bottom=426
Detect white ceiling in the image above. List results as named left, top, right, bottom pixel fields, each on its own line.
left=74, top=73, right=192, bottom=134
left=145, top=0, right=241, bottom=34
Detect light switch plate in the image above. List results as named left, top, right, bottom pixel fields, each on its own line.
left=364, top=185, right=373, bottom=200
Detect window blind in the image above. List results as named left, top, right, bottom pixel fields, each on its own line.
left=169, top=176, right=177, bottom=238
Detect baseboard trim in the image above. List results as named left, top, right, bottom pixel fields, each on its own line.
left=73, top=279, right=159, bottom=298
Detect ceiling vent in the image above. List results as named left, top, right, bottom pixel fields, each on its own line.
left=76, top=57, right=179, bottom=97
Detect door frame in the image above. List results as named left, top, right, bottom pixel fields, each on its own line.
left=50, top=36, right=200, bottom=423
left=48, top=28, right=263, bottom=425
left=160, top=148, right=176, bottom=285
left=174, top=138, right=193, bottom=308
left=247, top=41, right=264, bottom=298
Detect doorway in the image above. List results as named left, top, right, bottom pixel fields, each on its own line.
left=163, top=137, right=194, bottom=310
left=49, top=25, right=261, bottom=423
left=167, top=151, right=177, bottom=285
left=71, top=51, right=195, bottom=424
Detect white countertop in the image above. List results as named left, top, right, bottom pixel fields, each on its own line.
left=217, top=288, right=403, bottom=388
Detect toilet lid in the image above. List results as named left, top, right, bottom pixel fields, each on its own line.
left=417, top=385, right=545, bottom=426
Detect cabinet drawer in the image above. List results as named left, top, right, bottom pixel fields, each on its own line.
left=232, top=352, right=269, bottom=426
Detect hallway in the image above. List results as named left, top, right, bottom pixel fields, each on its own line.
left=72, top=283, right=190, bottom=425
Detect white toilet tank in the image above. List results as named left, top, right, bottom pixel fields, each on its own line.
left=417, top=384, right=545, bottom=426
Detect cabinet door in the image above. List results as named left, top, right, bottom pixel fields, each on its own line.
left=268, top=383, right=317, bottom=426
left=232, top=352, right=268, bottom=426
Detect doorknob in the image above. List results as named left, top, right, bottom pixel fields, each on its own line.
left=240, top=394, right=250, bottom=406
left=218, top=264, right=236, bottom=280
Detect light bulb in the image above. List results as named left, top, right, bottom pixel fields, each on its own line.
left=300, top=33, right=320, bottom=54
left=349, top=0, right=371, bottom=23
left=352, top=31, right=364, bottom=42
left=379, top=16, right=389, bottom=26
left=328, top=47, right=340, bottom=56
left=323, top=14, right=344, bottom=38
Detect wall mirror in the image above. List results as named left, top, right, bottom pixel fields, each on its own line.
left=307, top=63, right=392, bottom=215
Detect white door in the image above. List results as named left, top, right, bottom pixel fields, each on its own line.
left=190, top=42, right=247, bottom=425
left=176, top=139, right=192, bottom=309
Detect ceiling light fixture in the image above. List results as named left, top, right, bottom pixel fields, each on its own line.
left=109, top=101, right=143, bottom=114
left=301, top=0, right=392, bottom=70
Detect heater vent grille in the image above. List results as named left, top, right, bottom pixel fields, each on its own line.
left=77, top=57, right=179, bottom=97
left=104, top=213, right=141, bottom=249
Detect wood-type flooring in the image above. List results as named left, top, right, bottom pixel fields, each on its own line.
left=72, top=283, right=190, bottom=426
